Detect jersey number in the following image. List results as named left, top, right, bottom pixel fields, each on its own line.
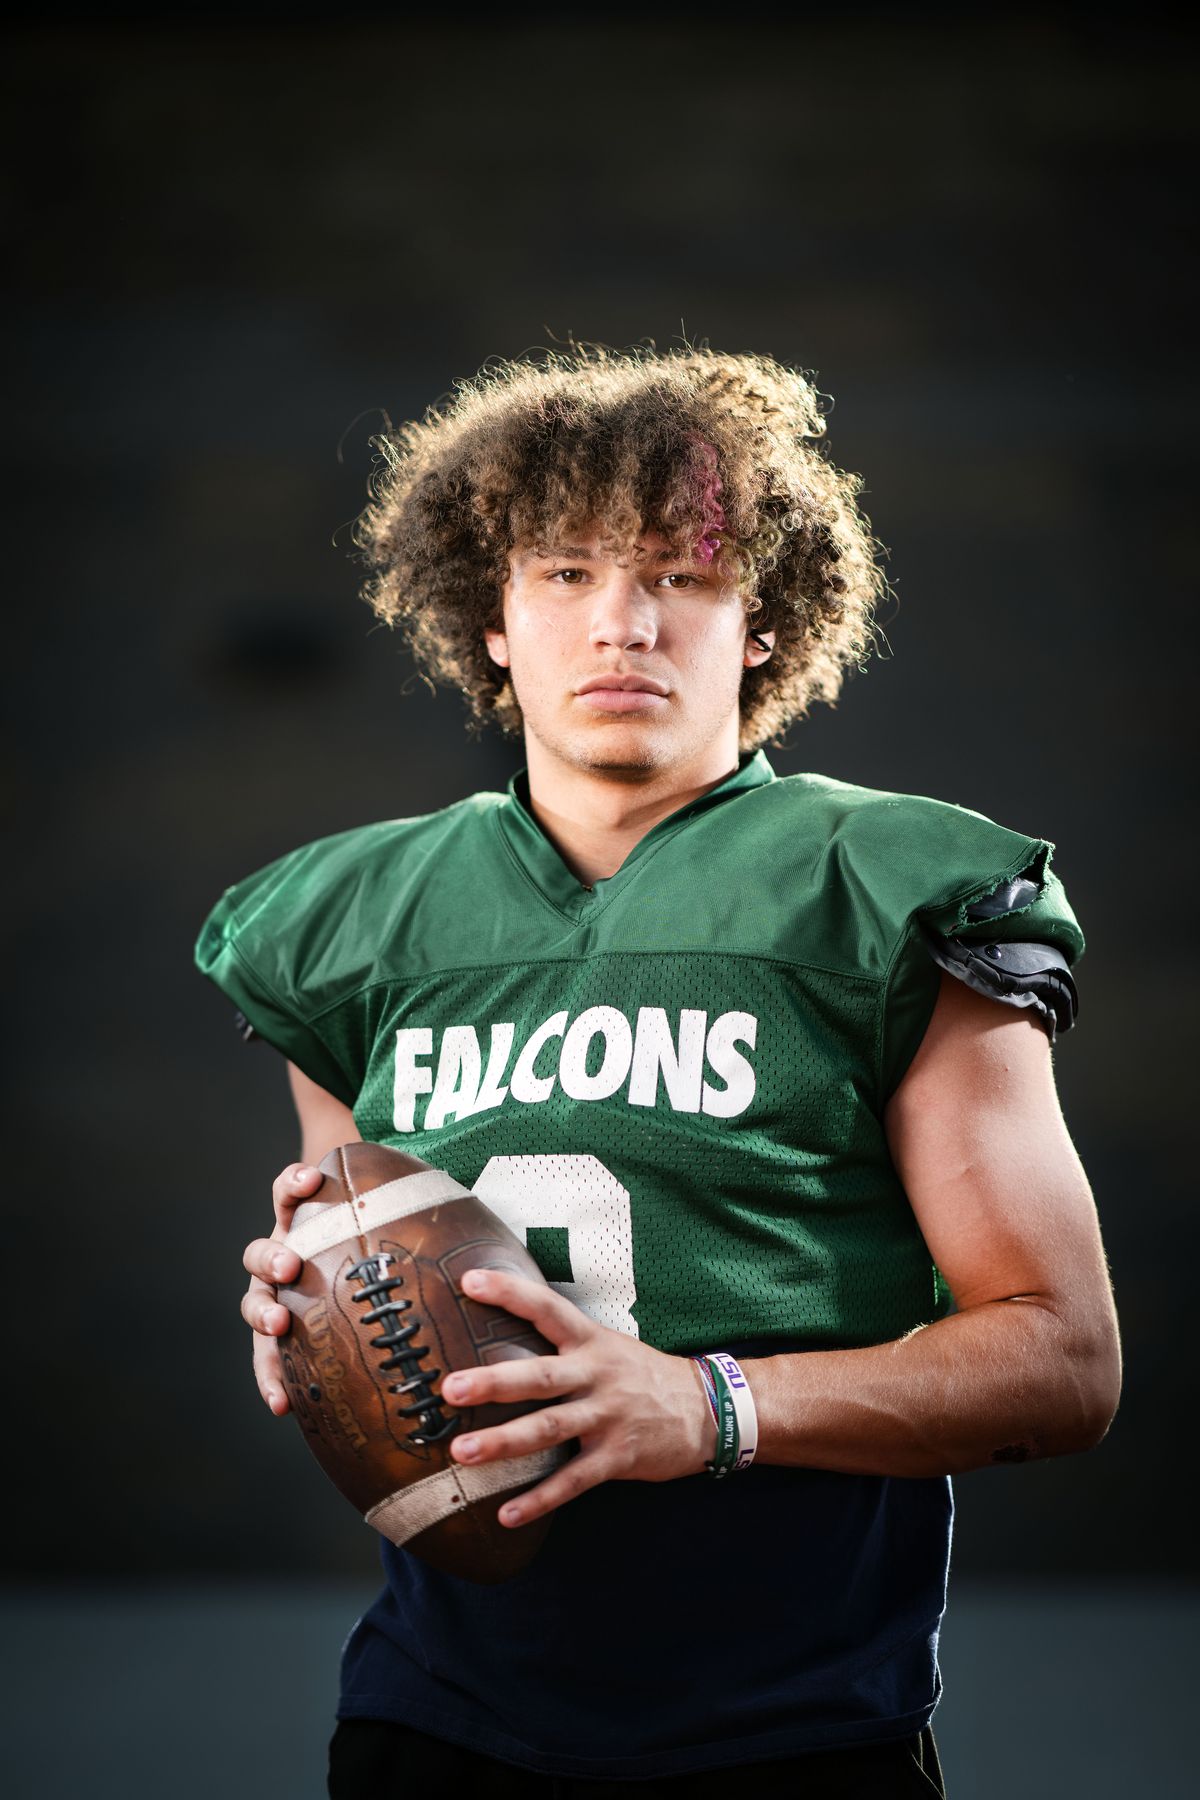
left=472, top=1154, right=639, bottom=1338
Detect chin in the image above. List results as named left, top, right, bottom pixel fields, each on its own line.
left=561, top=722, right=671, bottom=777
left=579, top=743, right=663, bottom=776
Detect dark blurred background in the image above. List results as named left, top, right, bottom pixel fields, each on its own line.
left=6, top=7, right=1196, bottom=1795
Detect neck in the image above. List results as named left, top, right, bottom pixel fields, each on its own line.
left=523, top=734, right=744, bottom=887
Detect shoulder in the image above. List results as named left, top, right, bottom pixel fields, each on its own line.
left=192, top=789, right=510, bottom=1104
left=194, top=790, right=506, bottom=1000
left=762, top=768, right=1047, bottom=875
left=205, top=790, right=504, bottom=920
left=763, top=773, right=1090, bottom=1098
left=730, top=769, right=1082, bottom=971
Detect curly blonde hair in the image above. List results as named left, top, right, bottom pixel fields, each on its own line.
left=355, top=344, right=887, bottom=748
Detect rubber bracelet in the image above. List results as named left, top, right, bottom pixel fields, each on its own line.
left=704, top=1356, right=740, bottom=1478
left=704, top=1351, right=758, bottom=1472
left=692, top=1354, right=732, bottom=1478
left=691, top=1354, right=720, bottom=1427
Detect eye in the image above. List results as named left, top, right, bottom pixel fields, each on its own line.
left=549, top=567, right=587, bottom=585
left=658, top=572, right=701, bottom=590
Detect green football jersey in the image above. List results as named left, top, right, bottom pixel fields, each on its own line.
left=195, top=751, right=1082, bottom=1355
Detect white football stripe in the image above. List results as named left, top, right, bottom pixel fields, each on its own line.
left=286, top=1168, right=472, bottom=1262
left=365, top=1448, right=561, bottom=1547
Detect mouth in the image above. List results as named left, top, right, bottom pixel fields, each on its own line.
left=574, top=673, right=670, bottom=714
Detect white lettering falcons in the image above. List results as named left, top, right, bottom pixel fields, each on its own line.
left=393, top=1006, right=758, bottom=1132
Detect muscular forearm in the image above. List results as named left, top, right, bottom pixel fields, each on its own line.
left=424, top=1265, right=1120, bottom=1529
left=745, top=1295, right=1121, bottom=1479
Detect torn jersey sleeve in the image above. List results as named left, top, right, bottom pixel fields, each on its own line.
left=931, top=857, right=1083, bottom=1027
left=879, top=829, right=1085, bottom=1098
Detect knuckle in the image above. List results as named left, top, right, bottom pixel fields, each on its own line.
left=242, top=1240, right=269, bottom=1276
left=248, top=1293, right=282, bottom=1336
left=559, top=1462, right=586, bottom=1499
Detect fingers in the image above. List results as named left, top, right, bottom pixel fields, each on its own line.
left=252, top=1325, right=291, bottom=1416
left=460, top=1266, right=593, bottom=1348
left=240, top=1269, right=293, bottom=1335
left=451, top=1399, right=592, bottom=1477
left=243, top=1235, right=302, bottom=1287
left=238, top=1163, right=322, bottom=1420
left=243, top=1274, right=292, bottom=1413
left=441, top=1354, right=580, bottom=1410
left=497, top=1449, right=605, bottom=1529
left=243, top=1166, right=311, bottom=1335
left=242, top=1240, right=299, bottom=1367
left=271, top=1161, right=324, bottom=1231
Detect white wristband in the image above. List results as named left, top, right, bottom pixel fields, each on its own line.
left=705, top=1351, right=758, bottom=1471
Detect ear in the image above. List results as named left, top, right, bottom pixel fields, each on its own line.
left=744, top=626, right=775, bottom=669
left=484, top=625, right=510, bottom=670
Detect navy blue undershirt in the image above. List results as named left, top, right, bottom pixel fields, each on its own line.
left=337, top=1342, right=953, bottom=1780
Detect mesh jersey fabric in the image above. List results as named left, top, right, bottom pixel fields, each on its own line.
left=195, top=749, right=1083, bottom=1776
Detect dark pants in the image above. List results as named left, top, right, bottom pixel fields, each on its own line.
left=328, top=1718, right=947, bottom=1798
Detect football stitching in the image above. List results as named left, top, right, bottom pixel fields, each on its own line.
left=345, top=1251, right=458, bottom=1446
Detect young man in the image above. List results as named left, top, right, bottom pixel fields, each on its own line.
left=196, top=348, right=1121, bottom=1798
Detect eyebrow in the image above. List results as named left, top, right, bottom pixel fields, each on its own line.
left=535, top=545, right=703, bottom=566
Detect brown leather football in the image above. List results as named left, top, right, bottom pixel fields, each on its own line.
left=275, top=1140, right=567, bottom=1583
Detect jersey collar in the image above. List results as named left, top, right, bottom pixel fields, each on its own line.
left=496, top=749, right=776, bottom=920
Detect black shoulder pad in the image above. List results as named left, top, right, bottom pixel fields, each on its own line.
left=920, top=928, right=1078, bottom=1040
left=964, top=876, right=1042, bottom=921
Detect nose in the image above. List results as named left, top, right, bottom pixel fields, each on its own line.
left=588, top=567, right=658, bottom=653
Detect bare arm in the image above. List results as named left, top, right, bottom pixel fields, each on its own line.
left=236, top=980, right=1122, bottom=1503
left=747, top=972, right=1123, bottom=1476
left=240, top=1061, right=361, bottom=1413
left=441, top=972, right=1123, bottom=1524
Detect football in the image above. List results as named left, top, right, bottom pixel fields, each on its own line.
left=275, top=1140, right=567, bottom=1583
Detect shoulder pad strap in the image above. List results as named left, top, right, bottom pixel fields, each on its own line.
left=921, top=928, right=1079, bottom=1040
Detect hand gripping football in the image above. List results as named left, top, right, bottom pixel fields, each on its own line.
left=275, top=1141, right=567, bottom=1583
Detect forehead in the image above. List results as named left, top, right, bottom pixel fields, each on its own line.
left=512, top=529, right=694, bottom=566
